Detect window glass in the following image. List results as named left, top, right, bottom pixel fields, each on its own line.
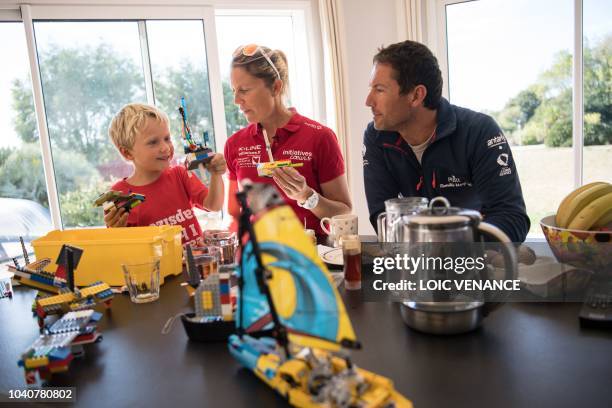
left=33, top=21, right=147, bottom=228
left=0, top=22, right=52, bottom=262
left=147, top=20, right=215, bottom=152
left=583, top=0, right=612, bottom=184
left=446, top=0, right=574, bottom=235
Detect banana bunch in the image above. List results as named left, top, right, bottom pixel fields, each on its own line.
left=555, top=181, right=612, bottom=230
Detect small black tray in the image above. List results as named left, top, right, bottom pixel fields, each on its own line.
left=180, top=313, right=235, bottom=342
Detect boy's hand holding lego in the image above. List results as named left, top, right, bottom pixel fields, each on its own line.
left=272, top=166, right=313, bottom=203
left=104, top=206, right=128, bottom=228
left=200, top=153, right=227, bottom=175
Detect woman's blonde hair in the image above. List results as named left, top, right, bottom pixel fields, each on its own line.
left=231, top=45, right=290, bottom=97
left=108, top=103, right=169, bottom=152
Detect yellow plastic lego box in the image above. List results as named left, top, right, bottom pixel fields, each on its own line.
left=32, top=226, right=183, bottom=286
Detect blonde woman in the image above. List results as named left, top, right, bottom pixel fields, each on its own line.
left=225, top=44, right=351, bottom=239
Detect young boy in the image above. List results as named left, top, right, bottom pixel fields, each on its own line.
left=105, top=103, right=226, bottom=246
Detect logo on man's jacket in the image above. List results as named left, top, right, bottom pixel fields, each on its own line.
left=497, top=153, right=512, bottom=176
left=487, top=134, right=507, bottom=149
left=439, top=174, right=472, bottom=189
left=497, top=153, right=509, bottom=166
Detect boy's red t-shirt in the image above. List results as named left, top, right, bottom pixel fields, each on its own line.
left=111, top=166, right=209, bottom=246
left=224, top=109, right=345, bottom=235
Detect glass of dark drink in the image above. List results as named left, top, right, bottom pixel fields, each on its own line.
left=341, top=234, right=361, bottom=290
left=191, top=246, right=221, bottom=279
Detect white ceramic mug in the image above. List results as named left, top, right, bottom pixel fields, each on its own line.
left=320, top=214, right=358, bottom=247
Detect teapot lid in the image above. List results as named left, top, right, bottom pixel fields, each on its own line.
left=407, top=197, right=481, bottom=228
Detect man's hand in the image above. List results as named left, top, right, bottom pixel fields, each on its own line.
left=272, top=167, right=312, bottom=203
left=104, top=206, right=128, bottom=228
left=204, top=153, right=227, bottom=175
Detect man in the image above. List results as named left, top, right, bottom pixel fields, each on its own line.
left=363, top=40, right=529, bottom=242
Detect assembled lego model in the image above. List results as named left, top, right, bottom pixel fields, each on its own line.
left=18, top=309, right=104, bottom=385
left=228, top=183, right=412, bottom=408
left=93, top=190, right=145, bottom=213
left=8, top=242, right=113, bottom=328
left=183, top=245, right=234, bottom=321
left=179, top=96, right=214, bottom=170
left=256, top=160, right=304, bottom=178
left=194, top=270, right=233, bottom=322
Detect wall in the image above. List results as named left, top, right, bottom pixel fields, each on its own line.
left=337, top=0, right=401, bottom=235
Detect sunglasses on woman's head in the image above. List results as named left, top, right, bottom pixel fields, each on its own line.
left=234, top=44, right=281, bottom=80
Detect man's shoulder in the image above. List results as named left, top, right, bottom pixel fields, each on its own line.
left=451, top=103, right=499, bottom=132
left=363, top=122, right=397, bottom=145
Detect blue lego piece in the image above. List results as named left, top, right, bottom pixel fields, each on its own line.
left=48, top=347, right=71, bottom=361
left=30, top=273, right=54, bottom=286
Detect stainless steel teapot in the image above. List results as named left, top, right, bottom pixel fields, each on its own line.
left=398, top=197, right=518, bottom=334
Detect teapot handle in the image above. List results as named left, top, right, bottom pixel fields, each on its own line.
left=376, top=212, right=387, bottom=242
left=477, top=222, right=518, bottom=315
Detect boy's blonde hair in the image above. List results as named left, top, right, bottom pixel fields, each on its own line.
left=108, top=103, right=169, bottom=152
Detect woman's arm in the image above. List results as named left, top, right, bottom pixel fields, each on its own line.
left=272, top=167, right=352, bottom=218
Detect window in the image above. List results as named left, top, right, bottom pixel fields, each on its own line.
left=439, top=0, right=611, bottom=236
left=34, top=21, right=148, bottom=228
left=0, top=22, right=52, bottom=261
left=2, top=4, right=320, bottom=232
left=215, top=10, right=314, bottom=137
left=147, top=20, right=216, bottom=151
left=583, top=0, right=611, bottom=184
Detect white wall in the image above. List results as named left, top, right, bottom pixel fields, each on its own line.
left=337, top=0, right=400, bottom=235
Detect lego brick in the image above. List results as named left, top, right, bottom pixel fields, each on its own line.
left=25, top=356, right=49, bottom=369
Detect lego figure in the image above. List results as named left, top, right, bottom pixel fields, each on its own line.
left=179, top=96, right=214, bottom=170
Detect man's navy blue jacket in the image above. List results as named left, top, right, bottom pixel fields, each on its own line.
left=363, top=98, right=530, bottom=242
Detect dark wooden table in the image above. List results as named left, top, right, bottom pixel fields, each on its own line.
left=1, top=273, right=610, bottom=408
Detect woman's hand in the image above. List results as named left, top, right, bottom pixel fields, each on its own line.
left=204, top=153, right=227, bottom=175
left=104, top=206, right=128, bottom=228
left=272, top=167, right=313, bottom=203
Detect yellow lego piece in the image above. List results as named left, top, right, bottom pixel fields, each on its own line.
left=79, top=282, right=111, bottom=297
left=49, top=365, right=70, bottom=374
left=13, top=277, right=59, bottom=294
left=201, top=291, right=213, bottom=310
left=25, top=356, right=49, bottom=369
left=37, top=292, right=76, bottom=307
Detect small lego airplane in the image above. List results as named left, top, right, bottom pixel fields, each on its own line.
left=18, top=309, right=105, bottom=385
left=93, top=190, right=145, bottom=213
left=8, top=242, right=113, bottom=328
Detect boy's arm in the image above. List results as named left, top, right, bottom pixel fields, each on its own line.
left=201, top=153, right=226, bottom=212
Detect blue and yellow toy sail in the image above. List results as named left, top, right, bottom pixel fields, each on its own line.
left=237, top=205, right=358, bottom=352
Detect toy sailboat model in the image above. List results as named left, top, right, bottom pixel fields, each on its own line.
left=229, top=184, right=412, bottom=408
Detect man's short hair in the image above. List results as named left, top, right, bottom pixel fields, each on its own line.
left=108, top=103, right=169, bottom=152
left=373, top=40, right=443, bottom=109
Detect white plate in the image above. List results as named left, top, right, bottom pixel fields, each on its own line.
left=318, top=246, right=343, bottom=266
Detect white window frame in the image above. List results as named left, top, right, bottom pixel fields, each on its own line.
left=429, top=0, right=586, bottom=189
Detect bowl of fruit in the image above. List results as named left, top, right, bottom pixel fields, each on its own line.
left=540, top=181, right=612, bottom=273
